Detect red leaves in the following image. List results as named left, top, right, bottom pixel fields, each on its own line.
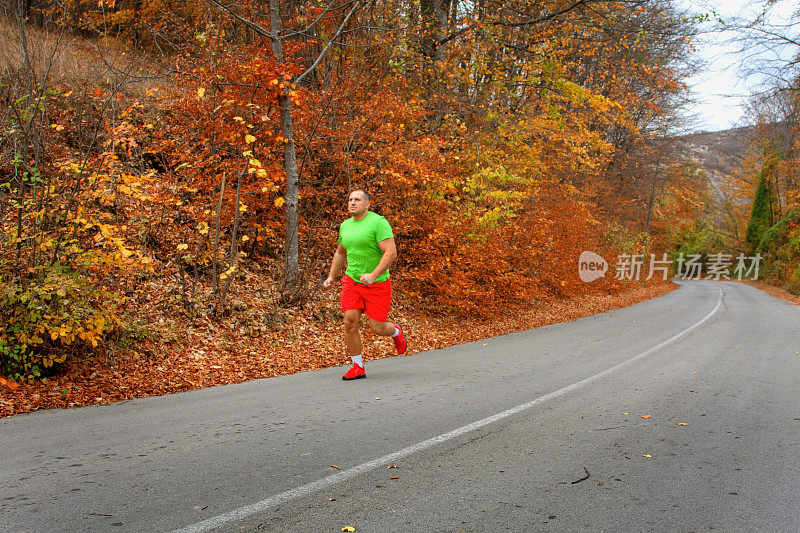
left=0, top=377, right=19, bottom=391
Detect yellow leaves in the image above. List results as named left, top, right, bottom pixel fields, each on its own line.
left=219, top=265, right=237, bottom=280
left=642, top=454, right=652, bottom=458
left=245, top=134, right=256, bottom=144
left=342, top=528, right=355, bottom=532
left=234, top=116, right=245, bottom=124
left=197, top=87, right=206, bottom=99
left=257, top=169, right=268, bottom=179
left=197, top=222, right=210, bottom=235
left=274, top=197, right=285, bottom=208
left=678, top=423, right=688, bottom=426
left=56, top=288, right=67, bottom=297
left=177, top=243, right=189, bottom=251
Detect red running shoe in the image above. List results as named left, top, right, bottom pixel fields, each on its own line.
left=392, top=323, right=407, bottom=355
left=342, top=363, right=366, bottom=380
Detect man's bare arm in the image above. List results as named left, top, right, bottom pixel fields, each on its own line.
left=323, top=243, right=347, bottom=289
left=360, top=238, right=397, bottom=286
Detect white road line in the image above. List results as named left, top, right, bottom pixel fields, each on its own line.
left=173, top=287, right=724, bottom=533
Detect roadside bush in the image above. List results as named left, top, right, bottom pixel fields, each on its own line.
left=670, top=219, right=726, bottom=269
left=758, top=209, right=799, bottom=253
left=0, top=264, right=122, bottom=380
left=756, top=211, right=800, bottom=292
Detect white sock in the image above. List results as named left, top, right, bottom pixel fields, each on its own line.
left=391, top=326, right=400, bottom=338
left=350, top=354, right=363, bottom=367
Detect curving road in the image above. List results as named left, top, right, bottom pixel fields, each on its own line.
left=2, top=280, right=799, bottom=532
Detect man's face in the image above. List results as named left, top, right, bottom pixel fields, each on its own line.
left=348, top=191, right=369, bottom=215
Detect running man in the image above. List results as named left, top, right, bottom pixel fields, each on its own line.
left=323, top=189, right=407, bottom=380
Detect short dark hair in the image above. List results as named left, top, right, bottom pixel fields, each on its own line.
left=349, top=189, right=370, bottom=202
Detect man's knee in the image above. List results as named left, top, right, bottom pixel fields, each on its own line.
left=367, top=317, right=385, bottom=333
left=343, top=312, right=360, bottom=330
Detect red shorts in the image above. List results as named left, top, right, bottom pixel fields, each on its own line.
left=341, top=275, right=392, bottom=322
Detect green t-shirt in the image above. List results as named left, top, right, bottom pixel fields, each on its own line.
left=338, top=211, right=394, bottom=283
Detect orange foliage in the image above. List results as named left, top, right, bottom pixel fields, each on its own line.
left=2, top=0, right=697, bottom=378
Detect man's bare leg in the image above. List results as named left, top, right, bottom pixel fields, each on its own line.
left=366, top=317, right=396, bottom=336
left=343, top=309, right=363, bottom=356
left=368, top=317, right=407, bottom=355
left=342, top=309, right=368, bottom=380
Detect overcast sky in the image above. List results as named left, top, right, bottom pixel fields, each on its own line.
left=679, top=0, right=797, bottom=132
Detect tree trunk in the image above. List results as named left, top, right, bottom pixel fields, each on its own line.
left=269, top=0, right=300, bottom=296
left=645, top=159, right=661, bottom=235
left=420, top=0, right=450, bottom=62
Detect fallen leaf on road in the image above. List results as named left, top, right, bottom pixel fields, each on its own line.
left=330, top=465, right=341, bottom=469
left=482, top=343, right=488, bottom=346
left=622, top=412, right=629, bottom=415
left=642, top=454, right=652, bottom=458
left=691, top=372, right=697, bottom=375
left=641, top=414, right=651, bottom=419
left=342, top=527, right=356, bottom=532
left=375, top=397, right=381, bottom=400
left=388, top=465, right=399, bottom=469
left=330, top=498, right=336, bottom=501
left=390, top=476, right=399, bottom=480
left=678, top=423, right=688, bottom=426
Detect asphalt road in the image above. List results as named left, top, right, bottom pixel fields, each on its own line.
left=2, top=280, right=799, bottom=532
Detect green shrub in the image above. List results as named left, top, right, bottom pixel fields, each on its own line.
left=0, top=265, right=122, bottom=380
left=755, top=211, right=800, bottom=289
left=758, top=209, right=799, bottom=253
left=783, top=265, right=800, bottom=295
left=670, top=220, right=726, bottom=269
left=746, top=171, right=775, bottom=251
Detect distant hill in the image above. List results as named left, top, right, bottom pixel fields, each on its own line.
left=676, top=125, right=755, bottom=178
left=674, top=125, right=758, bottom=199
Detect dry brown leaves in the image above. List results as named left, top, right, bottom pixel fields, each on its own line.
left=0, top=280, right=678, bottom=418
left=738, top=279, right=800, bottom=306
